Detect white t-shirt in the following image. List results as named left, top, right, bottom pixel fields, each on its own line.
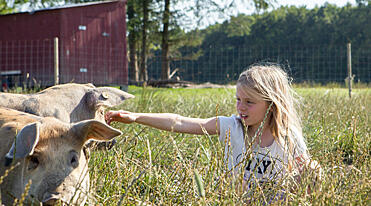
left=218, top=115, right=307, bottom=183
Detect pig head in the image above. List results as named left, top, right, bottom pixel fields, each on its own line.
left=0, top=83, right=135, bottom=123
left=0, top=107, right=122, bottom=205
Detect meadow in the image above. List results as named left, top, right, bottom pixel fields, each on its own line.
left=88, top=86, right=370, bottom=205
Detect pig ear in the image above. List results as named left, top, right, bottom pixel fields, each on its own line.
left=73, top=120, right=122, bottom=143
left=5, top=122, right=40, bottom=166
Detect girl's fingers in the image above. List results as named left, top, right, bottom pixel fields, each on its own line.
left=105, top=110, right=113, bottom=118
left=105, top=110, right=134, bottom=124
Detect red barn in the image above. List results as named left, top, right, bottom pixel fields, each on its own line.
left=0, top=0, right=128, bottom=89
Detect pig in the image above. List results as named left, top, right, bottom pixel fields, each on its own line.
left=0, top=107, right=122, bottom=205
left=0, top=83, right=135, bottom=123
left=0, top=83, right=133, bottom=150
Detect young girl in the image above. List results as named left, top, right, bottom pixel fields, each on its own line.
left=105, top=64, right=319, bottom=190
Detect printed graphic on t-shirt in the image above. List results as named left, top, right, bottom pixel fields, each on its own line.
left=236, top=150, right=285, bottom=182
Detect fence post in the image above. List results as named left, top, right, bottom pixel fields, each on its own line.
left=347, top=42, right=352, bottom=98
left=54, top=37, right=59, bottom=85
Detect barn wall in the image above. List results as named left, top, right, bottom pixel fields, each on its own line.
left=0, top=10, right=61, bottom=86
left=0, top=0, right=128, bottom=88
left=0, top=10, right=61, bottom=40
left=59, top=1, right=127, bottom=86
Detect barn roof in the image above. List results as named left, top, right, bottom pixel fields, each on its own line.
left=1, top=0, right=125, bottom=16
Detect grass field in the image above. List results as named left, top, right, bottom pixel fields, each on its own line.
left=86, top=86, right=370, bottom=205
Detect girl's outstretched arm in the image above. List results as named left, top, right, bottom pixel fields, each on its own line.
left=105, top=110, right=219, bottom=135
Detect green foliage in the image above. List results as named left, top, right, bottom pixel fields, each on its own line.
left=0, top=0, right=14, bottom=14
left=88, top=86, right=370, bottom=205
left=157, top=4, right=371, bottom=83
left=196, top=3, right=371, bottom=48
left=0, top=0, right=27, bottom=14
left=226, top=14, right=256, bottom=37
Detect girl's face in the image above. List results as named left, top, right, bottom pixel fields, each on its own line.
left=236, top=86, right=269, bottom=131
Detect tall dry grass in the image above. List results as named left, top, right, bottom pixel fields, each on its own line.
left=1, top=85, right=369, bottom=205
left=88, top=86, right=370, bottom=205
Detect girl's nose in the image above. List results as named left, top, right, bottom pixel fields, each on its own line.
left=237, top=102, right=247, bottom=111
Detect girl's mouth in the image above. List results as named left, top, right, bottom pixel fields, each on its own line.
left=240, top=114, right=248, bottom=119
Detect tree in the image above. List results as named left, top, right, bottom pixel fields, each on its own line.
left=127, top=0, right=140, bottom=82
left=158, top=0, right=274, bottom=80
left=140, top=0, right=149, bottom=81
left=161, top=0, right=170, bottom=80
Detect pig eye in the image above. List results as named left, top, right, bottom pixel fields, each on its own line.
left=101, top=92, right=109, bottom=100
left=69, top=151, right=79, bottom=168
left=28, top=156, right=39, bottom=170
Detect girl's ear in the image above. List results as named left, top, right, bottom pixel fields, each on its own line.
left=268, top=101, right=275, bottom=110
left=266, top=101, right=275, bottom=116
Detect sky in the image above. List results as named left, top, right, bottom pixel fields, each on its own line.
left=272, top=0, right=356, bottom=9
left=179, top=0, right=357, bottom=30
left=10, top=0, right=357, bottom=31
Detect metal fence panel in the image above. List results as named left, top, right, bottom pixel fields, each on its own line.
left=1, top=40, right=370, bottom=90
left=147, top=45, right=371, bottom=84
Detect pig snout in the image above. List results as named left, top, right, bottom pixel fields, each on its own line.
left=35, top=171, right=88, bottom=205
left=39, top=186, right=86, bottom=205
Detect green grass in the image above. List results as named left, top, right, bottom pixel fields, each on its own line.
left=88, top=86, right=370, bottom=205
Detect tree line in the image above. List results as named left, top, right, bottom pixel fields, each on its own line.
left=171, top=2, right=371, bottom=83
left=145, top=1, right=371, bottom=83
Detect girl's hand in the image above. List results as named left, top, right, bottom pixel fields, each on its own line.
left=293, top=157, right=322, bottom=194
left=105, top=110, right=136, bottom=125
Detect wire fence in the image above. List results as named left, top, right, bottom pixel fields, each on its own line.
left=0, top=39, right=127, bottom=90
left=0, top=39, right=370, bottom=91
left=0, top=39, right=55, bottom=87
left=147, top=45, right=371, bottom=84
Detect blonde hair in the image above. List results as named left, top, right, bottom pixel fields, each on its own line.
left=237, top=64, right=308, bottom=166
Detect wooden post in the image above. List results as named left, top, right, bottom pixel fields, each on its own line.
left=54, top=37, right=59, bottom=85
left=347, top=43, right=352, bottom=98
